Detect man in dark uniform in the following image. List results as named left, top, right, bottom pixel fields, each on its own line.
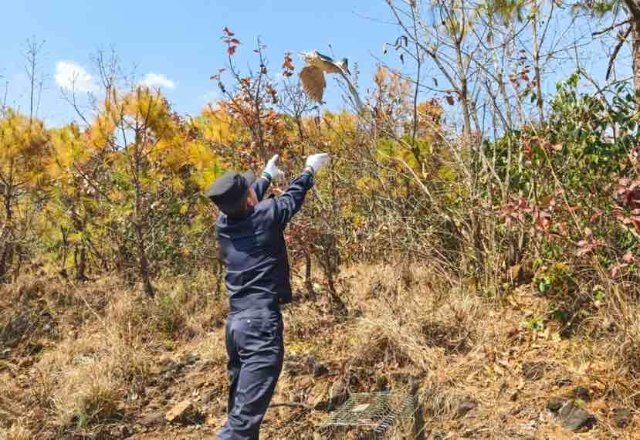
left=206, top=152, right=330, bottom=440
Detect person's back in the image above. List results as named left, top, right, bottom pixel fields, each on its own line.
left=216, top=170, right=311, bottom=312
left=217, top=202, right=291, bottom=312
left=206, top=153, right=329, bottom=440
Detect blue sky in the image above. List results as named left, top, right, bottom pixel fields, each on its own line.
left=0, top=0, right=398, bottom=125
left=0, top=1, right=631, bottom=128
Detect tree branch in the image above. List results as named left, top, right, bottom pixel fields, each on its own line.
left=606, top=26, right=632, bottom=80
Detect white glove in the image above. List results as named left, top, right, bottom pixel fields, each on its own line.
left=305, top=153, right=330, bottom=173
left=262, top=154, right=284, bottom=180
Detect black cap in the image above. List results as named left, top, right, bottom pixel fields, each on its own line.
left=205, top=170, right=256, bottom=210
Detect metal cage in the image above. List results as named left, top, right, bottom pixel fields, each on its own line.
left=316, top=391, right=420, bottom=439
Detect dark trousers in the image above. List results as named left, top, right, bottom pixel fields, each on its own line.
left=217, top=309, right=284, bottom=440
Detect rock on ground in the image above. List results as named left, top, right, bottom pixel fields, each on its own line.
left=557, top=401, right=596, bottom=432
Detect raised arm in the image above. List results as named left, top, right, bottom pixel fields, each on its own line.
left=274, top=172, right=314, bottom=225
left=252, top=176, right=270, bottom=201
left=274, top=153, right=330, bottom=226
left=253, top=154, right=284, bottom=201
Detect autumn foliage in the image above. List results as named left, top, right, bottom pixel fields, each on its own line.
left=0, top=31, right=639, bottom=316
left=3, top=14, right=640, bottom=436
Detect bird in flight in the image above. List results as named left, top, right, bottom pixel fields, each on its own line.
left=298, top=50, right=364, bottom=113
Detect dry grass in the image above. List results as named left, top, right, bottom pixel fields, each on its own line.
left=325, top=263, right=640, bottom=438
left=345, top=263, right=481, bottom=372
left=34, top=330, right=144, bottom=427
left=2, top=263, right=640, bottom=438
left=0, top=271, right=221, bottom=436
left=1, top=423, right=32, bottom=440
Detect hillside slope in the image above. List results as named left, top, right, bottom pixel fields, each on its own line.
left=0, top=264, right=638, bottom=439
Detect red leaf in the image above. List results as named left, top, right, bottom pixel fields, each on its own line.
left=282, top=53, right=295, bottom=70
left=227, top=46, right=237, bottom=56
left=611, top=263, right=628, bottom=277
left=576, top=238, right=602, bottom=257
left=223, top=26, right=235, bottom=36
left=445, top=95, right=454, bottom=105
left=590, top=210, right=603, bottom=223
left=534, top=211, right=552, bottom=230
left=210, top=68, right=226, bottom=80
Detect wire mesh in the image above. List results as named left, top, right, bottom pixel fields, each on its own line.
left=317, top=391, right=418, bottom=439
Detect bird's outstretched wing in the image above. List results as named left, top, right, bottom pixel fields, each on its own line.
left=315, top=52, right=343, bottom=74
left=316, top=51, right=334, bottom=62
left=300, top=65, right=326, bottom=102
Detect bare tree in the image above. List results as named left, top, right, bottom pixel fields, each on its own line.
left=24, top=38, right=45, bottom=124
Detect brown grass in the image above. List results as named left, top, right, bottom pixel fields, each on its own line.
left=2, top=264, right=640, bottom=438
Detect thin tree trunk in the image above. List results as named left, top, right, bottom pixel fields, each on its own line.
left=0, top=184, right=14, bottom=281
left=135, top=220, right=154, bottom=297
left=60, top=226, right=69, bottom=277
left=532, top=9, right=545, bottom=124
left=622, top=0, right=640, bottom=91
left=633, top=21, right=640, bottom=93
left=133, top=133, right=154, bottom=298
left=304, top=250, right=313, bottom=295
left=455, top=37, right=484, bottom=276
left=76, top=242, right=87, bottom=281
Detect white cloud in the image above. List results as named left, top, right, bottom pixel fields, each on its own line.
left=140, top=72, right=176, bottom=90
left=55, top=61, right=98, bottom=93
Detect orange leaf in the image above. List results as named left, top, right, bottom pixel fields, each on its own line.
left=589, top=210, right=603, bottom=222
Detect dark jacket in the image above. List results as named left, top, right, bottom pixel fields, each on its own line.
left=216, top=172, right=314, bottom=313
